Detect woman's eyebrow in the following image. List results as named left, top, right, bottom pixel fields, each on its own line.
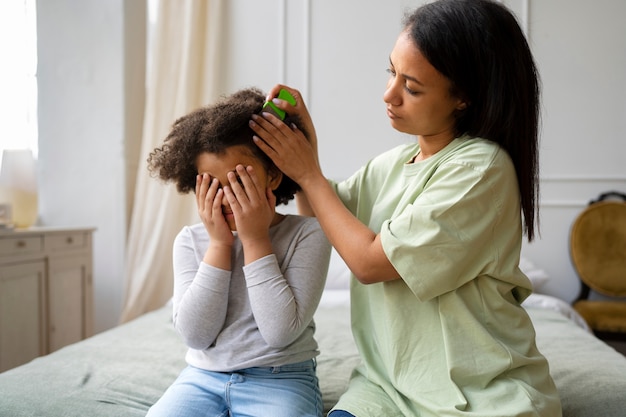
left=389, top=56, right=424, bottom=86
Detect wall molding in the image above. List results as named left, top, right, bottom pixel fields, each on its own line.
left=540, top=174, right=626, bottom=208
left=303, top=0, right=311, bottom=100
left=278, top=0, right=287, bottom=82
left=540, top=201, right=594, bottom=208
left=542, top=175, right=626, bottom=182
left=280, top=0, right=311, bottom=99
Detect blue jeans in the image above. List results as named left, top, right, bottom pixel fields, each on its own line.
left=146, top=359, right=322, bottom=417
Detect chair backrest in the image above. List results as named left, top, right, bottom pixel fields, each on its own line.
left=570, top=191, right=626, bottom=297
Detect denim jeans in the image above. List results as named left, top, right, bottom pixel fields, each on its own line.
left=146, top=359, right=322, bottom=417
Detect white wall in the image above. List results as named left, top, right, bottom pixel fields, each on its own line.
left=523, top=0, right=626, bottom=301
left=36, top=0, right=626, bottom=332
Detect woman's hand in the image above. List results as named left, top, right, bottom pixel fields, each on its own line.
left=251, top=85, right=322, bottom=186
left=196, top=173, right=234, bottom=247
left=265, top=85, right=318, bottom=156
left=223, top=165, right=275, bottom=263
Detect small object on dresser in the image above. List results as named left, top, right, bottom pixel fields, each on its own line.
left=0, top=203, right=13, bottom=229
left=0, top=149, right=39, bottom=228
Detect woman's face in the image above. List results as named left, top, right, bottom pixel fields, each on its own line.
left=195, top=145, right=279, bottom=231
left=383, top=30, right=465, bottom=140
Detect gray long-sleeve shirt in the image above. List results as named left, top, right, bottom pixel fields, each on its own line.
left=172, top=215, right=331, bottom=372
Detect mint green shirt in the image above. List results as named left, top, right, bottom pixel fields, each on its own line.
left=332, top=137, right=561, bottom=416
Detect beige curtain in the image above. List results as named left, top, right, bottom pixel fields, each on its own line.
left=120, top=0, right=225, bottom=323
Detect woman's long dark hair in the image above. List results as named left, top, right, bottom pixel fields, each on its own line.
left=404, top=0, right=541, bottom=241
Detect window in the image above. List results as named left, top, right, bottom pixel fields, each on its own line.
left=0, top=0, right=38, bottom=161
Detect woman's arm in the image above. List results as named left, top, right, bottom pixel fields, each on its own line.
left=265, top=86, right=317, bottom=219
left=296, top=172, right=399, bottom=283
left=251, top=86, right=399, bottom=283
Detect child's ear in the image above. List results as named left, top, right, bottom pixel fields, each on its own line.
left=268, top=167, right=283, bottom=190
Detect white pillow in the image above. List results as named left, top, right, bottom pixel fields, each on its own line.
left=519, top=257, right=550, bottom=292
left=325, top=248, right=351, bottom=290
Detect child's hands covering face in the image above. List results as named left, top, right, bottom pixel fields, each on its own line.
left=196, top=173, right=235, bottom=246
left=223, top=165, right=276, bottom=243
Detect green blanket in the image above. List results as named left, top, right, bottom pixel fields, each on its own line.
left=0, top=303, right=625, bottom=416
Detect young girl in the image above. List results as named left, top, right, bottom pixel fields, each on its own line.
left=251, top=0, right=562, bottom=415
left=145, top=88, right=331, bottom=417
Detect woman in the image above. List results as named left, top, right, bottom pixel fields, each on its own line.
left=250, top=0, right=562, bottom=416
left=146, top=88, right=330, bottom=417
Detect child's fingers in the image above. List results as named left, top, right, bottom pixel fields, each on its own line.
left=196, top=174, right=211, bottom=210
left=204, top=177, right=219, bottom=208
left=226, top=171, right=242, bottom=199
left=236, top=165, right=263, bottom=203
left=245, top=165, right=263, bottom=194
left=212, top=187, right=223, bottom=211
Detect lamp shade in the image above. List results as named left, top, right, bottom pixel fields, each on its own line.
left=0, top=149, right=39, bottom=228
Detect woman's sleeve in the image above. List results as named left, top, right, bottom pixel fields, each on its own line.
left=330, top=165, right=367, bottom=215
left=381, top=160, right=517, bottom=301
left=243, top=221, right=331, bottom=348
left=171, top=228, right=231, bottom=350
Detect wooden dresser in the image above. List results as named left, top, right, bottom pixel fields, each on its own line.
left=0, top=227, right=95, bottom=372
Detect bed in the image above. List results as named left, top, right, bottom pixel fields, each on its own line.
left=2, top=252, right=626, bottom=416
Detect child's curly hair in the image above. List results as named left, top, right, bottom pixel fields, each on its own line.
left=147, top=87, right=301, bottom=205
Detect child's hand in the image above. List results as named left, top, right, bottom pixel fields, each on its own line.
left=223, top=165, right=275, bottom=244
left=196, top=173, right=234, bottom=247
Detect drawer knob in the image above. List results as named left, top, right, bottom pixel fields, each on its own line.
left=16, top=240, right=26, bottom=248
left=66, top=237, right=74, bottom=244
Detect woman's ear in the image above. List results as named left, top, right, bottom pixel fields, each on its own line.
left=268, top=167, right=283, bottom=190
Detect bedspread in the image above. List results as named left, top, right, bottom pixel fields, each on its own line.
left=1, top=295, right=626, bottom=416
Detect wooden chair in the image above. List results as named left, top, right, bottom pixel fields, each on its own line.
left=571, top=191, right=626, bottom=341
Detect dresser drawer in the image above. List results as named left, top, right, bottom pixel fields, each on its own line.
left=0, top=235, right=44, bottom=257
left=45, top=232, right=88, bottom=251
